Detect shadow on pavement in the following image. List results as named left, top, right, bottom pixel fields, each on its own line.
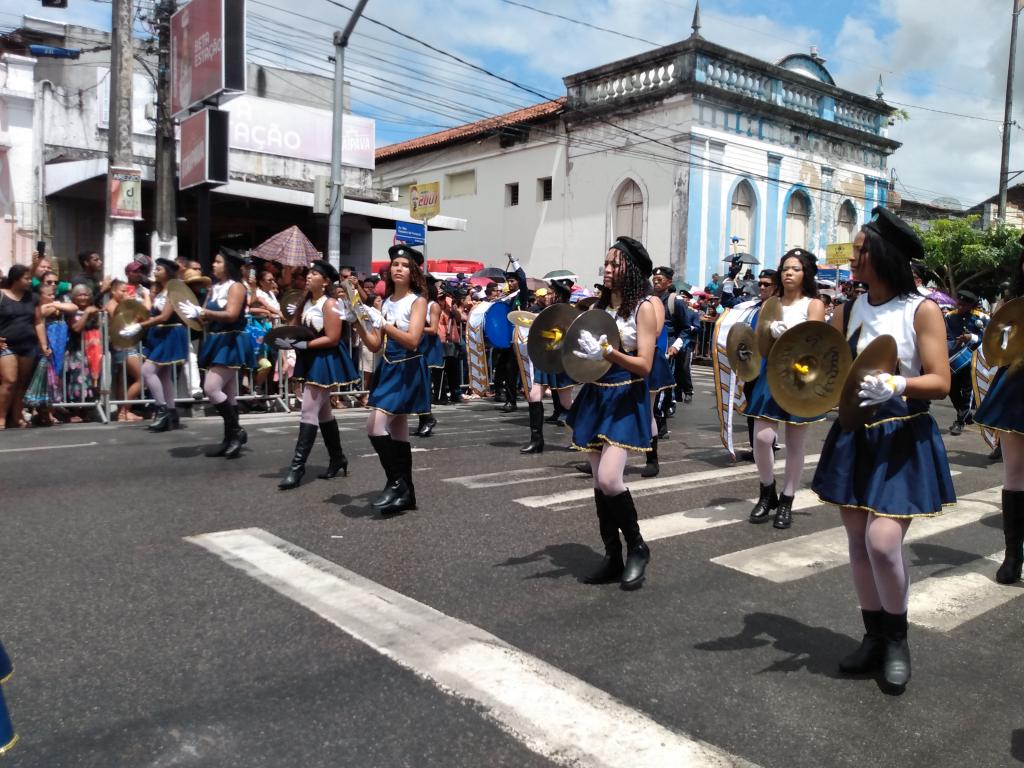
left=908, top=542, right=985, bottom=575
left=1010, top=729, right=1024, bottom=763
left=494, top=542, right=602, bottom=582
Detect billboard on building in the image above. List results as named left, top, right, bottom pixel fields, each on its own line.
left=109, top=167, right=143, bottom=220
left=179, top=108, right=230, bottom=190
left=410, top=182, right=441, bottom=220
left=170, top=0, right=246, bottom=118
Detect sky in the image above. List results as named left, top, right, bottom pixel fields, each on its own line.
left=4, top=0, right=1024, bottom=208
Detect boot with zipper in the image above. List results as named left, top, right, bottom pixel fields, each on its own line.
left=279, top=422, right=318, bottom=489
left=317, top=419, right=348, bottom=479
left=520, top=402, right=545, bottom=454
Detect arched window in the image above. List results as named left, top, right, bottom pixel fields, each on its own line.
left=729, top=180, right=756, bottom=254
left=785, top=191, right=811, bottom=251
left=836, top=200, right=857, bottom=243
left=614, top=179, right=644, bottom=240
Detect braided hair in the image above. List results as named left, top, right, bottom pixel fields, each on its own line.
left=596, top=247, right=648, bottom=319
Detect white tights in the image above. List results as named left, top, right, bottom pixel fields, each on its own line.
left=753, top=418, right=809, bottom=496
left=588, top=444, right=628, bottom=496
left=527, top=382, right=572, bottom=410
left=300, top=385, right=333, bottom=426
left=841, top=508, right=911, bottom=613
left=367, top=409, right=409, bottom=441
left=203, top=366, right=237, bottom=406
left=1002, top=432, right=1024, bottom=492
left=141, top=362, right=173, bottom=407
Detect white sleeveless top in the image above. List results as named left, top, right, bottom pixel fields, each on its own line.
left=604, top=298, right=649, bottom=353
left=301, top=294, right=328, bottom=333
left=209, top=280, right=235, bottom=307
left=781, top=295, right=813, bottom=328
left=846, top=293, right=925, bottom=378
left=153, top=290, right=168, bottom=312
left=383, top=293, right=420, bottom=332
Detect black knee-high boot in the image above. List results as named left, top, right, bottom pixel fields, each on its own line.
left=279, top=422, right=318, bottom=489
left=996, top=489, right=1024, bottom=584
left=414, top=413, right=437, bottom=438
left=369, top=434, right=398, bottom=506
left=317, top=419, right=348, bottom=479
left=378, top=439, right=415, bottom=515
left=206, top=402, right=234, bottom=456
left=611, top=490, right=650, bottom=590
left=641, top=437, right=659, bottom=478
left=223, top=404, right=246, bottom=459
left=583, top=489, right=624, bottom=584
left=520, top=402, right=544, bottom=453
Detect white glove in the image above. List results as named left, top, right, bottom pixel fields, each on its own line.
left=285, top=303, right=298, bottom=317
left=332, top=302, right=356, bottom=322
left=573, top=330, right=610, bottom=361
left=769, top=320, right=788, bottom=339
left=355, top=304, right=385, bottom=329
left=292, top=340, right=308, bottom=350
left=177, top=300, right=202, bottom=320
left=509, top=258, right=522, bottom=272
left=858, top=373, right=907, bottom=408
left=120, top=322, right=141, bottom=338
left=274, top=338, right=294, bottom=350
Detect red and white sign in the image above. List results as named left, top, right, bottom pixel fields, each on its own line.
left=109, top=167, right=143, bottom=220
left=170, top=0, right=245, bottom=118
left=179, top=109, right=229, bottom=189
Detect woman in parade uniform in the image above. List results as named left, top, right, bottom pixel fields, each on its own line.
left=0, top=639, right=16, bottom=756
left=566, top=236, right=656, bottom=590
left=812, top=207, right=954, bottom=693
left=521, top=277, right=576, bottom=454
left=177, top=247, right=255, bottom=459
left=122, top=257, right=189, bottom=432
left=274, top=259, right=359, bottom=490
left=643, top=285, right=674, bottom=477
left=745, top=248, right=826, bottom=529
left=353, top=244, right=430, bottom=516
left=974, top=245, right=1024, bottom=585
left=414, top=274, right=444, bottom=439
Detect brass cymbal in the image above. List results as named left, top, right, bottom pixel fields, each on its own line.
left=280, top=289, right=308, bottom=321
left=528, top=303, right=579, bottom=374
left=561, top=309, right=622, bottom=384
left=508, top=310, right=538, bottom=328
left=264, top=325, right=316, bottom=347
left=756, top=297, right=782, bottom=358
left=726, top=323, right=761, bottom=382
left=766, top=321, right=852, bottom=418
left=575, top=296, right=599, bottom=311
left=838, top=334, right=898, bottom=431
left=165, top=279, right=203, bottom=331
left=982, top=297, right=1024, bottom=368
left=109, top=298, right=149, bottom=350
left=337, top=280, right=374, bottom=332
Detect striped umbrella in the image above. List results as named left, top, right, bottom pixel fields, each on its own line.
left=250, top=225, right=319, bottom=267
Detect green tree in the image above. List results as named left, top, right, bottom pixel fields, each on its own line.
left=915, top=216, right=1022, bottom=300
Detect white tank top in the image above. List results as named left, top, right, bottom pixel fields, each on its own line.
left=846, top=293, right=925, bottom=378
left=604, top=298, right=649, bottom=353
left=383, top=293, right=420, bottom=332
left=209, top=280, right=235, bottom=308
left=781, top=295, right=813, bottom=327
left=301, top=294, right=328, bottom=333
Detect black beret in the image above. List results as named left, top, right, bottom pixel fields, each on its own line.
left=155, top=257, right=179, bottom=274
left=759, top=269, right=777, bottom=278
left=309, top=259, right=340, bottom=284
left=652, top=266, right=674, bottom=279
left=865, top=206, right=924, bottom=262
left=549, top=277, right=573, bottom=296
left=388, top=244, right=424, bottom=266
left=956, top=289, right=979, bottom=304
left=679, top=288, right=693, bottom=299
left=219, top=246, right=248, bottom=267
left=611, top=236, right=653, bottom=279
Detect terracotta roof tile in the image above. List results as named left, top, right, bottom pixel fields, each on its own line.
left=376, top=98, right=566, bottom=161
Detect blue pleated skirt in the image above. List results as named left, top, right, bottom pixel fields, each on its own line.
left=567, top=362, right=651, bottom=452
left=1, top=639, right=16, bottom=756
left=142, top=323, right=189, bottom=365
left=423, top=335, right=444, bottom=369
left=648, top=351, right=674, bottom=393
left=975, top=366, right=1024, bottom=434
left=368, top=338, right=431, bottom=415
left=744, top=358, right=827, bottom=425
left=534, top=368, right=574, bottom=390
left=199, top=330, right=257, bottom=369
left=293, top=346, right=359, bottom=388
left=811, top=399, right=956, bottom=517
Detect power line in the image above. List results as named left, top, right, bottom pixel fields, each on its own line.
left=499, top=0, right=662, bottom=47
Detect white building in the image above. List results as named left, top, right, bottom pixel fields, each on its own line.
left=0, top=53, right=39, bottom=271
left=373, top=16, right=899, bottom=289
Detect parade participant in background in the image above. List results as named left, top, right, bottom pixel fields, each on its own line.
left=354, top=245, right=430, bottom=516
left=669, top=287, right=700, bottom=408
left=122, top=258, right=188, bottom=432
left=179, top=247, right=255, bottom=458
left=745, top=249, right=826, bottom=529
left=739, top=270, right=777, bottom=461
left=495, top=259, right=529, bottom=413
left=567, top=236, right=656, bottom=590
left=521, top=278, right=575, bottom=454
left=651, top=267, right=678, bottom=422
left=414, top=274, right=444, bottom=438
left=274, top=260, right=359, bottom=489
left=974, top=245, right=1024, bottom=585
left=945, top=289, right=988, bottom=436
left=643, top=279, right=673, bottom=477
left=812, top=208, right=954, bottom=693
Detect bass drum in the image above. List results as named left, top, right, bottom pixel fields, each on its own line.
left=484, top=301, right=514, bottom=349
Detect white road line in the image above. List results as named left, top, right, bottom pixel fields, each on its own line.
left=710, top=487, right=998, bottom=584
left=514, top=454, right=821, bottom=509
left=645, top=489, right=821, bottom=541
left=0, top=441, right=98, bottom=454
left=910, top=553, right=1024, bottom=631
left=189, top=528, right=757, bottom=768
left=444, top=467, right=585, bottom=489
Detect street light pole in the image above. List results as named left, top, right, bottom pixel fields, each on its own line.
left=998, top=0, right=1021, bottom=222
left=327, top=0, right=370, bottom=269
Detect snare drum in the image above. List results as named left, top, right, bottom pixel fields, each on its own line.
left=949, top=344, right=974, bottom=374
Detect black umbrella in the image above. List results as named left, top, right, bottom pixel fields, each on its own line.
left=472, top=267, right=508, bottom=280
left=722, top=252, right=760, bottom=265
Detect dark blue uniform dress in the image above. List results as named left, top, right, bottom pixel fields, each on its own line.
left=567, top=304, right=652, bottom=453
left=424, top=301, right=444, bottom=369
left=812, top=294, right=956, bottom=517
left=142, top=291, right=189, bottom=365
left=0, top=639, right=17, bottom=756
left=368, top=293, right=431, bottom=416
left=198, top=281, right=257, bottom=370
left=648, top=325, right=674, bottom=394
left=975, top=365, right=1024, bottom=435
left=292, top=296, right=359, bottom=388
left=534, top=367, right=575, bottom=390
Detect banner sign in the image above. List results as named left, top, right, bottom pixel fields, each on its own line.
left=108, top=167, right=143, bottom=220
left=466, top=302, right=491, bottom=397
left=711, top=299, right=759, bottom=460
left=409, top=182, right=441, bottom=221
left=395, top=220, right=426, bottom=246
left=170, top=0, right=245, bottom=118
left=179, top=108, right=230, bottom=190
left=826, top=242, right=854, bottom=266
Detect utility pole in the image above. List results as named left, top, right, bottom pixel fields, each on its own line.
left=327, top=0, right=370, bottom=269
left=152, top=0, right=177, bottom=261
left=998, top=0, right=1021, bottom=222
left=104, top=0, right=137, bottom=279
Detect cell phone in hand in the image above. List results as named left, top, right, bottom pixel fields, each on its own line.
left=36, top=241, right=45, bottom=257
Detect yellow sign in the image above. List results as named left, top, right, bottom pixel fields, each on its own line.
left=826, top=243, right=854, bottom=266
left=409, top=182, right=441, bottom=221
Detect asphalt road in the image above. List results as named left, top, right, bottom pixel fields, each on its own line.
left=1, top=367, right=1019, bottom=768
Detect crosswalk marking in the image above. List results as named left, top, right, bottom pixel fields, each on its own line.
left=644, top=490, right=820, bottom=541
left=444, top=467, right=583, bottom=489
left=189, top=528, right=758, bottom=768
left=909, top=552, right=1022, bottom=631
left=710, top=489, right=1000, bottom=585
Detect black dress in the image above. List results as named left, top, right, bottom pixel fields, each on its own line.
left=0, top=292, right=39, bottom=357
